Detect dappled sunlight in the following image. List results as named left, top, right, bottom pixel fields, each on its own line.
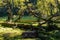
left=0, top=27, right=25, bottom=37
left=0, top=0, right=60, bottom=40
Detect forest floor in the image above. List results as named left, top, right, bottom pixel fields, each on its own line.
left=0, top=25, right=37, bottom=40
left=0, top=16, right=60, bottom=40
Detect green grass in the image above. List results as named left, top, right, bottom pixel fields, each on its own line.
left=15, top=16, right=37, bottom=23
left=0, top=16, right=37, bottom=23
left=0, top=17, right=7, bottom=22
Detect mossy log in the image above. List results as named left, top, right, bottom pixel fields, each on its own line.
left=0, top=22, right=36, bottom=28
left=0, top=22, right=59, bottom=31
left=0, top=22, right=16, bottom=27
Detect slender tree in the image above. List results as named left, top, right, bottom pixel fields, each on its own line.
left=3, top=0, right=13, bottom=22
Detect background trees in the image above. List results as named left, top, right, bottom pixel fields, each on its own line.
left=0, top=0, right=59, bottom=24
left=36, top=0, right=60, bottom=27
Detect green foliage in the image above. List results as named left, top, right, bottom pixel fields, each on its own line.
left=37, top=0, right=58, bottom=18
left=0, top=0, right=60, bottom=40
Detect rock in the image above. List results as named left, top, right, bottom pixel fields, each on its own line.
left=21, top=31, right=38, bottom=38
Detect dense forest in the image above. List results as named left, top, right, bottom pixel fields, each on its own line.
left=0, top=0, right=60, bottom=40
